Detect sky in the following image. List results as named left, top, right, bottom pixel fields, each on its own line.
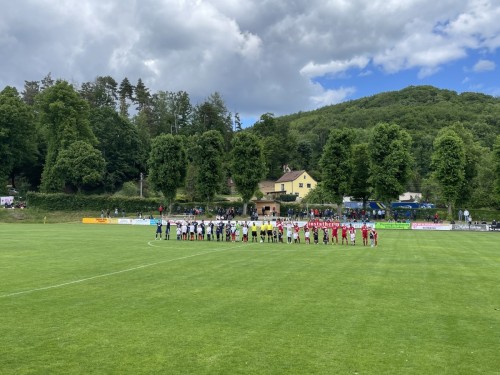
left=1, top=0, right=499, bottom=126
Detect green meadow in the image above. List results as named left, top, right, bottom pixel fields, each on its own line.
left=0, top=223, right=499, bottom=374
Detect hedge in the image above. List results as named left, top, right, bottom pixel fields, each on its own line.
left=26, top=192, right=165, bottom=213
left=25, top=192, right=255, bottom=215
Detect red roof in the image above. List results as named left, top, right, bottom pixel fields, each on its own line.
left=275, top=170, right=307, bottom=183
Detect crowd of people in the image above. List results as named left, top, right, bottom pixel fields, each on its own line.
left=154, top=219, right=379, bottom=247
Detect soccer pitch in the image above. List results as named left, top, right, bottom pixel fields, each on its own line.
left=0, top=224, right=499, bottom=375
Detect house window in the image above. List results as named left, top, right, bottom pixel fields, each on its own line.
left=307, top=183, right=311, bottom=188
left=281, top=184, right=285, bottom=191
left=304, top=175, right=306, bottom=179
left=295, top=192, right=299, bottom=196
left=299, top=183, right=304, bottom=188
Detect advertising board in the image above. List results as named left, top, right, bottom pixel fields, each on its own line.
left=375, top=222, right=411, bottom=230
left=452, top=223, right=488, bottom=232
left=411, top=222, right=452, bottom=231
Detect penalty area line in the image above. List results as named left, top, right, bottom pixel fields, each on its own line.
left=0, top=243, right=247, bottom=299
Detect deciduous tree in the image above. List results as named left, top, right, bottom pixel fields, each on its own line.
left=350, top=143, right=372, bottom=209
left=431, top=129, right=466, bottom=216
left=53, top=141, right=105, bottom=192
left=195, top=131, right=224, bottom=207
left=493, top=135, right=500, bottom=208
left=0, top=87, right=36, bottom=189
left=148, top=134, right=187, bottom=211
left=369, top=123, right=413, bottom=203
left=230, top=133, right=266, bottom=215
left=89, top=107, right=142, bottom=192
left=320, top=128, right=354, bottom=213
left=37, top=81, right=96, bottom=192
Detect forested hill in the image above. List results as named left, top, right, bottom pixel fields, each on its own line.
left=279, top=85, right=499, bottom=145
left=264, top=85, right=500, bottom=184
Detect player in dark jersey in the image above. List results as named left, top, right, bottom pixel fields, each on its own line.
left=165, top=220, right=171, bottom=240
left=155, top=220, right=162, bottom=240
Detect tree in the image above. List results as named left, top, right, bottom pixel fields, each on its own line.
left=447, top=123, right=480, bottom=207
left=118, top=78, right=134, bottom=117
left=252, top=113, right=296, bottom=179
left=192, top=92, right=233, bottom=148
left=302, top=182, right=329, bottom=204
left=369, top=123, right=413, bottom=203
left=22, top=80, right=40, bottom=106
left=195, top=131, right=224, bottom=207
left=169, top=91, right=192, bottom=135
left=89, top=107, right=142, bottom=192
left=253, top=113, right=277, bottom=138
left=0, top=87, right=36, bottom=189
left=295, top=140, right=313, bottom=171
left=493, top=135, right=500, bottom=208
left=37, top=81, right=97, bottom=192
left=350, top=143, right=372, bottom=209
left=148, top=134, right=187, bottom=211
left=319, top=128, right=354, bottom=214
left=150, top=91, right=174, bottom=137
left=79, top=76, right=118, bottom=109
left=230, top=133, right=266, bottom=215
left=134, top=78, right=150, bottom=112
left=53, top=141, right=105, bottom=192
left=431, top=129, right=466, bottom=216
left=41, top=72, right=54, bottom=90
left=420, top=177, right=441, bottom=206
left=234, top=113, right=242, bottom=132
left=469, top=148, right=496, bottom=208
left=263, top=136, right=288, bottom=179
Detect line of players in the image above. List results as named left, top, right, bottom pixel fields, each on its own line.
left=155, top=219, right=378, bottom=247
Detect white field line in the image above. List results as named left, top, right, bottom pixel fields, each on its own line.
left=0, top=243, right=249, bottom=299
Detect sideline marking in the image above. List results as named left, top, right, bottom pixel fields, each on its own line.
left=0, top=243, right=249, bottom=299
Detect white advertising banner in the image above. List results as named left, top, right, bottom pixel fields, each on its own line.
left=411, top=222, right=452, bottom=231
left=452, top=223, right=488, bottom=232
left=1, top=196, right=14, bottom=205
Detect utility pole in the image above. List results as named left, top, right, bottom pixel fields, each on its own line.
left=140, top=172, right=143, bottom=198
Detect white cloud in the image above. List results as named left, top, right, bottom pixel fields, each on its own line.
left=472, top=59, right=496, bottom=72
left=310, top=86, right=357, bottom=108
left=418, top=66, right=442, bottom=79
left=0, top=0, right=499, bottom=120
left=300, top=56, right=370, bottom=78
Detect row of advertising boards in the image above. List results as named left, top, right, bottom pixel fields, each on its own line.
left=81, top=218, right=493, bottom=232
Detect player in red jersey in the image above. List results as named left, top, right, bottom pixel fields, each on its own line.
left=331, top=223, right=339, bottom=245
left=341, top=224, right=348, bottom=245
left=361, top=223, right=369, bottom=246
left=294, top=223, right=301, bottom=243
left=276, top=220, right=284, bottom=243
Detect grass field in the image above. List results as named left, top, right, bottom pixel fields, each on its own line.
left=0, top=224, right=499, bottom=375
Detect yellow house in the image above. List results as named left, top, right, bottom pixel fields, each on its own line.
left=274, top=170, right=317, bottom=199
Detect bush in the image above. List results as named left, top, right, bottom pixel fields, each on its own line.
left=278, top=194, right=297, bottom=202
left=255, top=190, right=264, bottom=200
left=26, top=192, right=164, bottom=214
left=117, top=181, right=139, bottom=197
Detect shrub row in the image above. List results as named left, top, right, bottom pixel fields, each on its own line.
left=26, top=192, right=165, bottom=213
left=25, top=192, right=255, bottom=215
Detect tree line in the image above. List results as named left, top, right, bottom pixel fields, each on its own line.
left=1, top=75, right=500, bottom=215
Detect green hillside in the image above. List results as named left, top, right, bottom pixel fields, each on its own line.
left=261, top=86, right=500, bottom=202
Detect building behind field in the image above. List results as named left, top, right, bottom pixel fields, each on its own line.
left=274, top=170, right=317, bottom=199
